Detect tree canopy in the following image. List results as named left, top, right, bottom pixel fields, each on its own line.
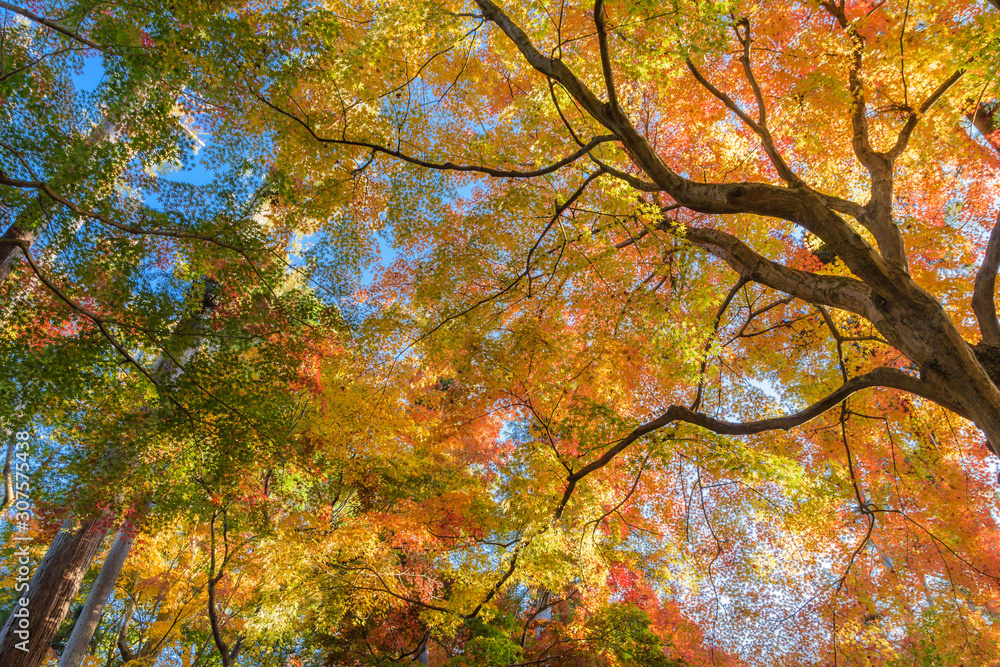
left=3, top=0, right=1000, bottom=665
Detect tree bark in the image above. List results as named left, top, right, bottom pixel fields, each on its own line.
left=0, top=224, right=37, bottom=286
left=56, top=521, right=135, bottom=667
left=467, top=0, right=1000, bottom=456
left=115, top=594, right=136, bottom=664
left=0, top=515, right=111, bottom=667
left=534, top=593, right=551, bottom=639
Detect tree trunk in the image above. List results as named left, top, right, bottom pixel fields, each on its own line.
left=534, top=599, right=551, bottom=639
left=0, top=514, right=110, bottom=667
left=57, top=521, right=135, bottom=667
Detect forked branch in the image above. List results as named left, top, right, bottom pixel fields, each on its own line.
left=692, top=279, right=748, bottom=412
left=686, top=20, right=805, bottom=188
left=116, top=595, right=137, bottom=663
left=555, top=366, right=962, bottom=518
left=208, top=512, right=242, bottom=667
left=887, top=67, right=967, bottom=159
left=472, top=0, right=894, bottom=296
left=819, top=1, right=907, bottom=269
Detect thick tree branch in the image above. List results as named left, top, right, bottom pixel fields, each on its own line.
left=462, top=0, right=1000, bottom=456
left=679, top=224, right=878, bottom=320
left=974, top=213, right=1000, bottom=346
left=0, top=174, right=45, bottom=189
left=819, top=3, right=881, bottom=178
left=819, top=2, right=908, bottom=270
left=472, top=0, right=903, bottom=301
left=555, top=366, right=959, bottom=517
left=816, top=193, right=867, bottom=221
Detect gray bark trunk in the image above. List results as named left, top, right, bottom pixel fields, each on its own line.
left=56, top=522, right=135, bottom=667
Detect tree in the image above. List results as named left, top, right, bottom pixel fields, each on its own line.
left=241, top=0, right=1000, bottom=660
left=254, top=0, right=1000, bottom=453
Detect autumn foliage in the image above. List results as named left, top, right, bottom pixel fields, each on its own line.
left=3, top=0, right=1000, bottom=665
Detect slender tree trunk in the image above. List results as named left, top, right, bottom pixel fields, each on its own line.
left=114, top=594, right=136, bottom=664
left=116, top=587, right=172, bottom=665
left=0, top=514, right=111, bottom=667
left=534, top=594, right=551, bottom=639
left=57, top=520, right=135, bottom=667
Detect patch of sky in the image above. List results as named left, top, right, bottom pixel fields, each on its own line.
left=72, top=52, right=105, bottom=95
left=746, top=376, right=783, bottom=404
